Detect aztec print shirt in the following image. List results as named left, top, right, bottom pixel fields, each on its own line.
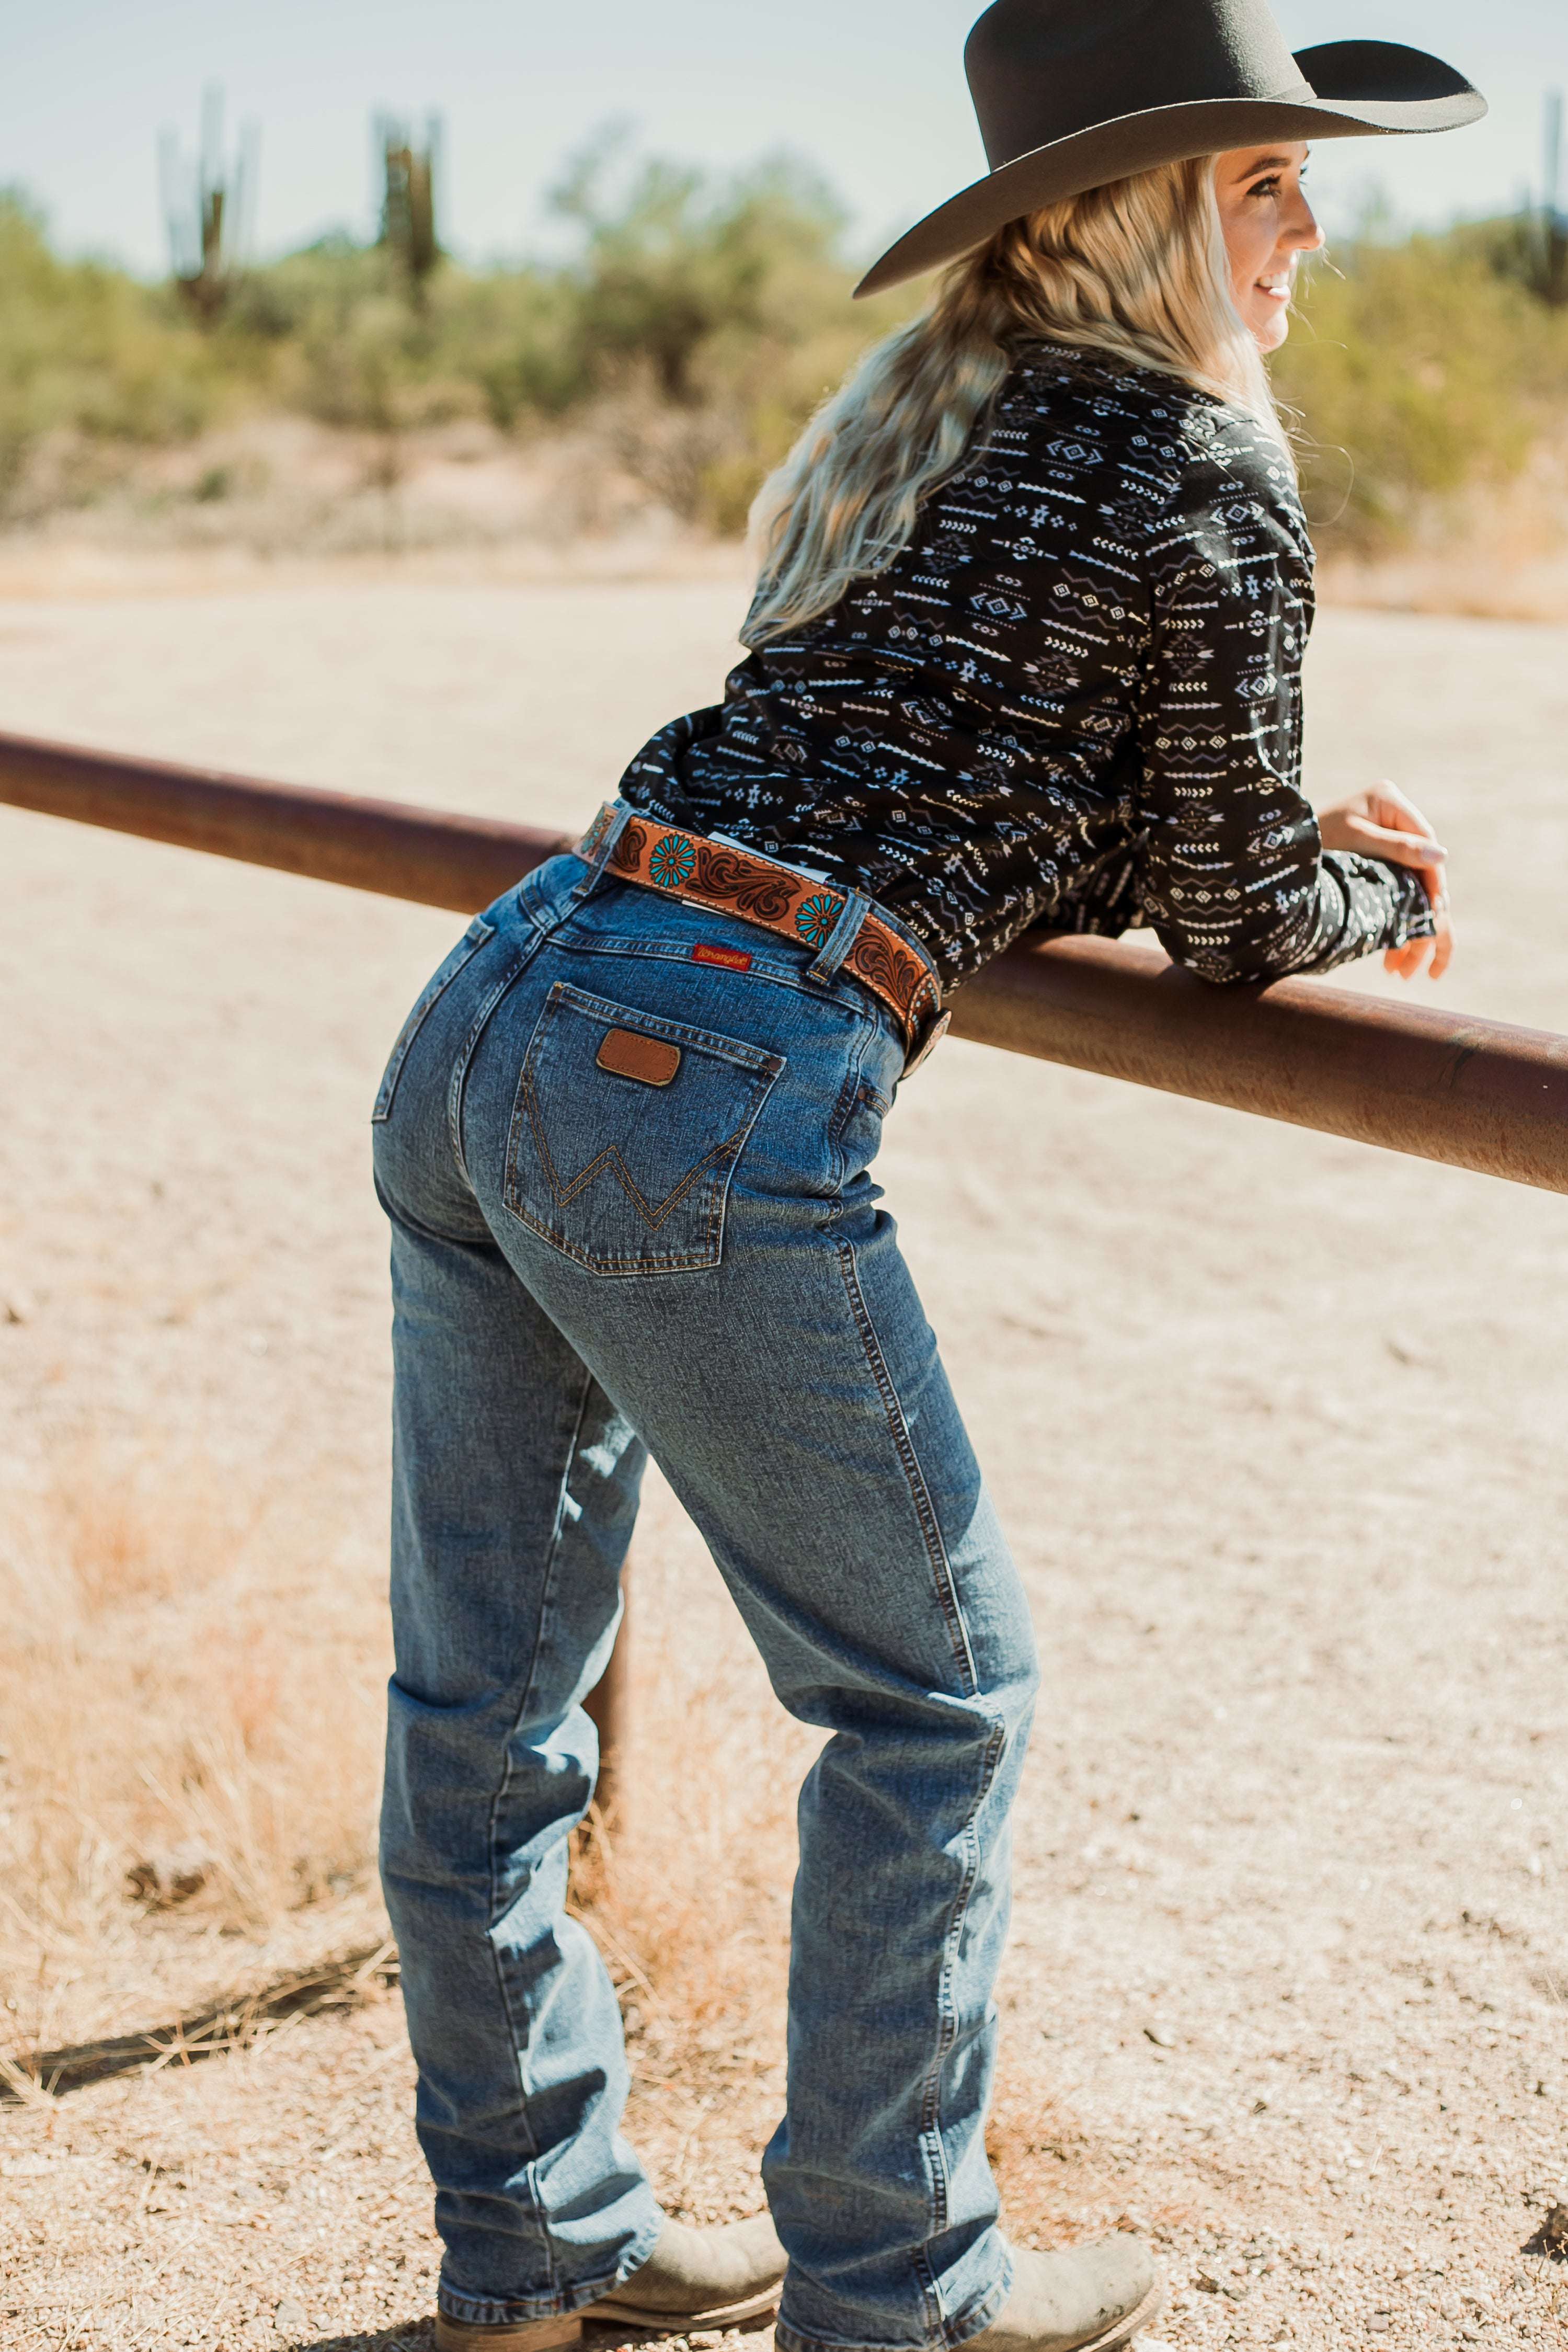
left=616, top=343, right=1433, bottom=996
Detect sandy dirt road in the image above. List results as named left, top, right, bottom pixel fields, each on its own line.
left=1, top=575, right=1566, bottom=2351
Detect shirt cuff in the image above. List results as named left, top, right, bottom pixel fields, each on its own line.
left=1328, top=851, right=1436, bottom=951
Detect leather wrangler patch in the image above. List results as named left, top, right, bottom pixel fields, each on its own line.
left=691, top=942, right=753, bottom=972
left=596, top=1026, right=682, bottom=1087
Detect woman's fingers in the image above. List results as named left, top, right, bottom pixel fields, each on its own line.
left=1422, top=859, right=1454, bottom=980
left=1344, top=814, right=1449, bottom=869
left=1369, top=780, right=1439, bottom=839
left=1384, top=904, right=1453, bottom=984
left=1383, top=926, right=1452, bottom=982
left=1328, top=785, right=1452, bottom=979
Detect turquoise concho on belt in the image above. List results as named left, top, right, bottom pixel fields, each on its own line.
left=795, top=893, right=843, bottom=950
left=648, top=832, right=697, bottom=888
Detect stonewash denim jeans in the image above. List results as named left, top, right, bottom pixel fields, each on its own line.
left=371, top=844, right=1039, bottom=2352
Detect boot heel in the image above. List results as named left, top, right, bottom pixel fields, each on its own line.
left=435, top=2314, right=585, bottom=2352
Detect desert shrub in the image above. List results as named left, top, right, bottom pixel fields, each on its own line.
left=1274, top=231, right=1568, bottom=552
left=556, top=142, right=864, bottom=394
left=210, top=235, right=576, bottom=433
left=538, top=139, right=912, bottom=526
left=430, top=267, right=585, bottom=427
left=0, top=191, right=221, bottom=514
left=2, top=151, right=1567, bottom=549
left=214, top=239, right=461, bottom=430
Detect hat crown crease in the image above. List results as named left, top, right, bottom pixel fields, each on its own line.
left=966, top=0, right=1311, bottom=171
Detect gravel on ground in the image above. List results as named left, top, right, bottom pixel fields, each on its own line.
left=1, top=572, right=1565, bottom=2351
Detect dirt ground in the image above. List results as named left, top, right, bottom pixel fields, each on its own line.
left=2, top=565, right=1566, bottom=2352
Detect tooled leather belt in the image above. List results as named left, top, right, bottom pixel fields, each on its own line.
left=574, top=804, right=950, bottom=1069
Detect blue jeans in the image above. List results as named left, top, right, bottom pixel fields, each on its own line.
left=371, top=849, right=1039, bottom=2352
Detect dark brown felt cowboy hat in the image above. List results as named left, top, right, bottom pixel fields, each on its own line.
left=854, top=0, right=1485, bottom=296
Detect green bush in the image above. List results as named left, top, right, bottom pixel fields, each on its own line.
left=0, top=191, right=222, bottom=509
left=209, top=236, right=582, bottom=433
left=1273, top=232, right=1568, bottom=552
left=543, top=141, right=913, bottom=526
left=0, top=152, right=1564, bottom=545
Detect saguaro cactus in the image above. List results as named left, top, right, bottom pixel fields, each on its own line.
left=379, top=114, right=442, bottom=301
left=1541, top=92, right=1567, bottom=307
left=159, top=86, right=257, bottom=324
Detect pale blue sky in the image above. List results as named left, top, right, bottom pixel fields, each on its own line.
left=7, top=0, right=1565, bottom=276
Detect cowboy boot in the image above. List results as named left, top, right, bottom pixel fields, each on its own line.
left=434, top=2212, right=786, bottom=2351
left=961, top=2236, right=1164, bottom=2352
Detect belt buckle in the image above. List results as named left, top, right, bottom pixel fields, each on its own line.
left=903, top=1006, right=951, bottom=1077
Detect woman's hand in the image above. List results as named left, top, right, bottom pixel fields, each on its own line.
left=1318, top=781, right=1453, bottom=982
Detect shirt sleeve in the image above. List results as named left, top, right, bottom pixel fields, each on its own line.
left=1131, top=415, right=1434, bottom=986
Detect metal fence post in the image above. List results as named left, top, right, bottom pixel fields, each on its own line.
left=583, top=1573, right=631, bottom=1832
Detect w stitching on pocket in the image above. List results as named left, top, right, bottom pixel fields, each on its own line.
left=502, top=980, right=782, bottom=1277
left=523, top=1081, right=746, bottom=1235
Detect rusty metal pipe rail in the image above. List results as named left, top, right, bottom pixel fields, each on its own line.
left=6, top=723, right=1567, bottom=1195
left=7, top=724, right=1568, bottom=1819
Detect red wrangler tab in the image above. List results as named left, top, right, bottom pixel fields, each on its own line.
left=691, top=943, right=753, bottom=972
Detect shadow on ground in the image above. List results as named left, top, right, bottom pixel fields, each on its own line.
left=1522, top=2205, right=1568, bottom=2261
left=290, top=2326, right=432, bottom=2352
left=0, top=1946, right=397, bottom=2100
left=288, top=2327, right=692, bottom=2352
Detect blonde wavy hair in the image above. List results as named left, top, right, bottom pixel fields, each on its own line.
left=745, top=155, right=1280, bottom=646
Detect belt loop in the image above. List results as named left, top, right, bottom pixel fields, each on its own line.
left=806, top=890, right=871, bottom=984
left=573, top=801, right=632, bottom=899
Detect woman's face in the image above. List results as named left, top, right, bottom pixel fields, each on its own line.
left=1214, top=142, right=1323, bottom=352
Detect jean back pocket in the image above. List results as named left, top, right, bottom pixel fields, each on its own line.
left=502, top=980, right=783, bottom=1276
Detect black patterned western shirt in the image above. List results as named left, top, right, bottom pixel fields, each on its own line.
left=617, top=343, right=1433, bottom=995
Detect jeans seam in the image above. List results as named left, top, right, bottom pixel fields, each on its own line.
left=449, top=878, right=595, bottom=1185
left=478, top=1355, right=598, bottom=2291
left=372, top=916, right=495, bottom=1125
left=550, top=928, right=902, bottom=1042
left=921, top=1714, right=1008, bottom=2320
left=826, top=1023, right=875, bottom=1195
left=833, top=1229, right=997, bottom=2334
left=832, top=1239, right=978, bottom=1700
left=437, top=2224, right=661, bottom=2328
left=447, top=944, right=541, bottom=1187
left=531, top=977, right=785, bottom=1073
left=772, top=2261, right=1013, bottom=2352
left=499, top=1202, right=726, bottom=1275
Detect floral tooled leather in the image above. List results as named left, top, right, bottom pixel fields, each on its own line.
left=575, top=809, right=942, bottom=1054
left=848, top=926, right=936, bottom=1024
left=688, top=844, right=798, bottom=923
left=609, top=821, right=647, bottom=874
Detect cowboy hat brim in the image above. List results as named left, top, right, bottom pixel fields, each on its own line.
left=854, top=42, right=1485, bottom=298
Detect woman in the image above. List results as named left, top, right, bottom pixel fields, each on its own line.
left=372, top=6, right=1482, bottom=2350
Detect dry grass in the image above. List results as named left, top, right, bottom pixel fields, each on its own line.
left=7, top=409, right=1568, bottom=623
left=0, top=1448, right=816, bottom=2344
left=0, top=1446, right=385, bottom=2053
left=0, top=1447, right=812, bottom=2132
left=0, top=411, right=712, bottom=571
left=1315, top=432, right=1568, bottom=623
left=7, top=586, right=1568, bottom=2346
left=0, top=1443, right=1099, bottom=2270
